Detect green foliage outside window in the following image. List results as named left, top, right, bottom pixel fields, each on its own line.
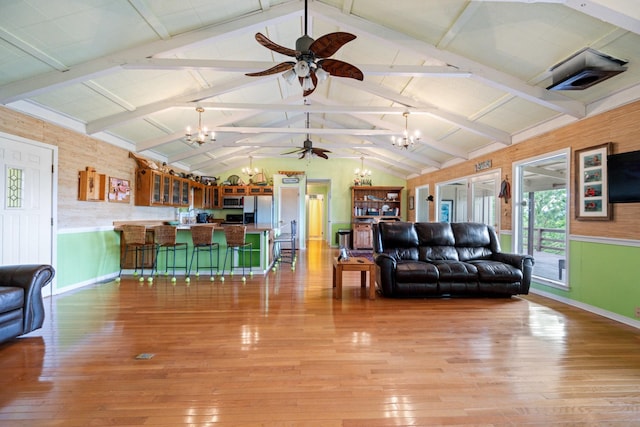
left=523, top=189, right=566, bottom=255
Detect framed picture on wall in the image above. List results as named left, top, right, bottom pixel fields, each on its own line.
left=441, top=200, right=453, bottom=222
left=108, top=177, right=131, bottom=203
left=574, top=143, right=611, bottom=220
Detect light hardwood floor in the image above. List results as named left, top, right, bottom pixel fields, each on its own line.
left=1, top=240, right=640, bottom=426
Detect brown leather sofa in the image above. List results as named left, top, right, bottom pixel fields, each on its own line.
left=373, top=222, right=533, bottom=298
left=0, top=264, right=55, bottom=344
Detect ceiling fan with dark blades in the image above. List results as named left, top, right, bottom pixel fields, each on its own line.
left=282, top=112, right=331, bottom=159
left=246, top=0, right=363, bottom=96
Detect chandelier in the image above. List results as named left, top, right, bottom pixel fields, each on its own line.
left=354, top=156, right=372, bottom=186
left=242, top=156, right=260, bottom=179
left=391, top=112, right=420, bottom=149
left=185, top=107, right=215, bottom=145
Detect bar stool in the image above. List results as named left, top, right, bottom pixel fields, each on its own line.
left=152, top=225, right=188, bottom=282
left=118, top=224, right=157, bottom=282
left=187, top=225, right=219, bottom=281
left=221, top=225, right=252, bottom=281
left=273, top=220, right=297, bottom=271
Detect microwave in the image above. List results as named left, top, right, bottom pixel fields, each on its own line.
left=222, top=196, right=243, bottom=209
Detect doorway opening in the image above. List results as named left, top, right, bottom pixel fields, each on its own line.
left=306, top=179, right=331, bottom=245
left=435, top=171, right=500, bottom=228
left=513, top=150, right=569, bottom=287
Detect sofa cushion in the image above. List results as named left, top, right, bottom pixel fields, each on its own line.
left=415, top=221, right=459, bottom=261
left=395, top=261, right=439, bottom=283
left=431, top=261, right=478, bottom=281
left=450, top=222, right=497, bottom=261
left=419, top=245, right=459, bottom=261
left=468, top=260, right=523, bottom=282
left=0, top=287, right=24, bottom=313
left=378, top=221, right=419, bottom=248
left=415, top=222, right=455, bottom=245
left=456, top=246, right=493, bottom=261
left=377, top=222, right=420, bottom=261
left=451, top=222, right=491, bottom=246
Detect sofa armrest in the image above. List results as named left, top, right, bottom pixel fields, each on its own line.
left=374, top=253, right=397, bottom=297
left=492, top=253, right=534, bottom=294
left=0, top=264, right=55, bottom=334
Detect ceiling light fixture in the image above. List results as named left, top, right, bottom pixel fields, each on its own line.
left=242, top=156, right=260, bottom=179
left=354, top=156, right=372, bottom=185
left=391, top=112, right=420, bottom=149
left=185, top=107, right=215, bottom=145
left=246, top=0, right=362, bottom=97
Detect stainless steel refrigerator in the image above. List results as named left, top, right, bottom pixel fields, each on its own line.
left=243, top=196, right=273, bottom=226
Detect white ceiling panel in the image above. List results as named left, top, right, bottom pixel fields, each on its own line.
left=1, top=0, right=640, bottom=178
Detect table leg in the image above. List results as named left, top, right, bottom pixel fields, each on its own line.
left=369, top=264, right=376, bottom=300
left=332, top=264, right=336, bottom=288
left=334, top=264, right=342, bottom=299
left=360, top=271, right=366, bottom=288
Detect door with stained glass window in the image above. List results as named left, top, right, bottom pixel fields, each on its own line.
left=0, top=135, right=54, bottom=286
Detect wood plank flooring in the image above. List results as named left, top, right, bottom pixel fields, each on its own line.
left=1, top=240, right=640, bottom=426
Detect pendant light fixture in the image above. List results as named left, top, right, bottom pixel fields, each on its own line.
left=391, top=112, right=420, bottom=149
left=185, top=107, right=215, bottom=145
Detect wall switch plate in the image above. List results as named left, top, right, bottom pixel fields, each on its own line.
left=635, top=307, right=640, bottom=318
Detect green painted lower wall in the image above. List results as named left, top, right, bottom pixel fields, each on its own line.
left=57, top=230, right=121, bottom=291
left=500, top=233, right=639, bottom=322
left=57, top=229, right=268, bottom=292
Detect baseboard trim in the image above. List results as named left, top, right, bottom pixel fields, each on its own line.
left=51, top=273, right=118, bottom=296
left=529, top=288, right=640, bottom=330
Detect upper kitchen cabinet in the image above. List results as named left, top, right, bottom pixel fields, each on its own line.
left=135, top=168, right=191, bottom=207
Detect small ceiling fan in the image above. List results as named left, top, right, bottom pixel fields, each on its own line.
left=246, top=0, right=363, bottom=96
left=282, top=112, right=331, bottom=159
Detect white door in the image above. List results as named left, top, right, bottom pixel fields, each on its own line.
left=279, top=186, right=299, bottom=234
left=415, top=185, right=430, bottom=222
left=0, top=134, right=54, bottom=293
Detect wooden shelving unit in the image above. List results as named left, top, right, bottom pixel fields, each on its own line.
left=351, top=186, right=403, bottom=249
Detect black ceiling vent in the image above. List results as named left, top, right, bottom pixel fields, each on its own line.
left=547, top=48, right=627, bottom=91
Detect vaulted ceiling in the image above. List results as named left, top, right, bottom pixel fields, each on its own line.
left=2, top=0, right=640, bottom=179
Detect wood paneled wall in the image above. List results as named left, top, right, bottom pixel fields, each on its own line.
left=0, top=106, right=176, bottom=229
left=2, top=99, right=639, bottom=237
left=407, top=100, right=640, bottom=240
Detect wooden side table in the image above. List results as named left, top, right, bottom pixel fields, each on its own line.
left=332, top=256, right=376, bottom=300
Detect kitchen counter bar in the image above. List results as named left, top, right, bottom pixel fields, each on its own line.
left=113, top=221, right=273, bottom=232
left=114, top=221, right=274, bottom=275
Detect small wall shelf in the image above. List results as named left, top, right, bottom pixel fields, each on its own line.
left=78, top=167, right=106, bottom=201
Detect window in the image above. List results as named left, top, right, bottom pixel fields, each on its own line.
left=6, top=167, right=23, bottom=208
